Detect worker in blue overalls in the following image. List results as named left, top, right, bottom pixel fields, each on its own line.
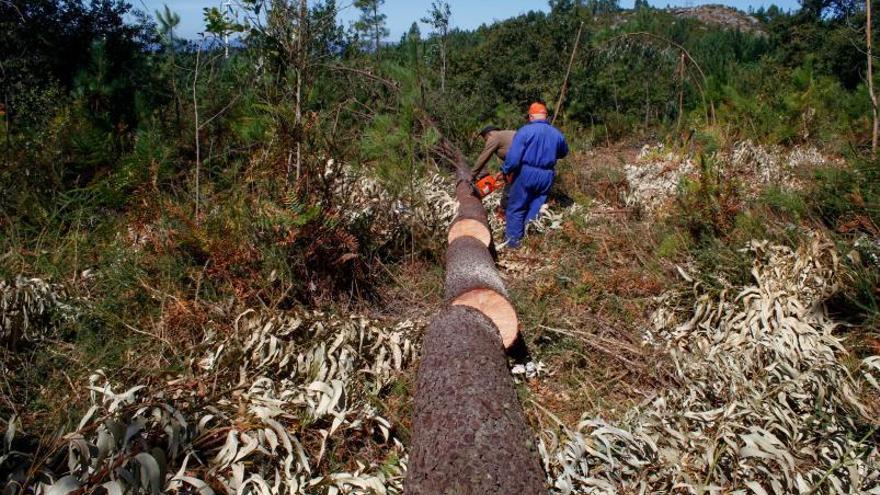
left=500, top=102, right=569, bottom=249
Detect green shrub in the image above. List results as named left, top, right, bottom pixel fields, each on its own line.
left=810, top=158, right=880, bottom=329
left=676, top=154, right=742, bottom=241
left=657, top=231, right=688, bottom=260
left=760, top=186, right=808, bottom=220
left=691, top=236, right=754, bottom=289
left=97, top=126, right=176, bottom=207
left=812, top=159, right=880, bottom=229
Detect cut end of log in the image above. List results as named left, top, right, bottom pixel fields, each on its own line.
left=448, top=219, right=492, bottom=247
left=451, top=289, right=519, bottom=348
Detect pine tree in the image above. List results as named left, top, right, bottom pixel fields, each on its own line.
left=421, top=1, right=451, bottom=92
left=310, top=0, right=346, bottom=58
left=354, top=0, right=388, bottom=60
left=156, top=5, right=182, bottom=126
left=155, top=4, right=180, bottom=50
left=406, top=22, right=422, bottom=71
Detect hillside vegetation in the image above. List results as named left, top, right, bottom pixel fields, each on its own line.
left=1, top=0, right=878, bottom=493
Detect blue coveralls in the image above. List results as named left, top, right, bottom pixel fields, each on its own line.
left=501, top=120, right=569, bottom=247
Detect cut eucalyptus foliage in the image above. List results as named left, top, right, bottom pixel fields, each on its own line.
left=625, top=141, right=834, bottom=216
left=540, top=233, right=880, bottom=494
left=0, top=276, right=78, bottom=347
left=3, top=158, right=878, bottom=494
left=1, top=313, right=418, bottom=494
left=332, top=163, right=457, bottom=245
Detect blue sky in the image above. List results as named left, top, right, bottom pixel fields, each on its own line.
left=138, top=0, right=801, bottom=40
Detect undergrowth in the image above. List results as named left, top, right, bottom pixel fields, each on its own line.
left=508, top=138, right=879, bottom=438
left=2, top=0, right=880, bottom=491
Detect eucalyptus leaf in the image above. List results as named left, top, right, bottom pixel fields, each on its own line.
left=45, top=476, right=80, bottom=495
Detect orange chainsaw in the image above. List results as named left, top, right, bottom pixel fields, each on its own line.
left=474, top=173, right=509, bottom=199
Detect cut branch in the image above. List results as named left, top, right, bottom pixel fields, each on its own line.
left=552, top=21, right=585, bottom=123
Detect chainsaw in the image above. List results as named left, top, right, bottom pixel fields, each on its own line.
left=474, top=173, right=509, bottom=199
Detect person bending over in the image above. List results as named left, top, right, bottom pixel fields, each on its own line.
left=472, top=125, right=516, bottom=179
left=472, top=125, right=516, bottom=216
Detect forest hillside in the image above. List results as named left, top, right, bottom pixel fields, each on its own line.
left=1, top=0, right=879, bottom=493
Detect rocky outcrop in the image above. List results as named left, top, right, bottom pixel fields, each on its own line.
left=669, top=5, right=766, bottom=36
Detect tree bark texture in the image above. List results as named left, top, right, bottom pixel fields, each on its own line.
left=444, top=236, right=507, bottom=302
left=406, top=134, right=544, bottom=493
left=445, top=190, right=518, bottom=347
left=448, top=182, right=492, bottom=246
left=404, top=306, right=546, bottom=495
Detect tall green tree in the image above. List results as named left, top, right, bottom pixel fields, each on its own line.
left=549, top=0, right=587, bottom=13
left=354, top=0, right=388, bottom=60
left=407, top=21, right=423, bottom=51
left=585, top=0, right=621, bottom=16
left=421, top=1, right=452, bottom=92
left=310, top=0, right=348, bottom=58
left=798, top=0, right=860, bottom=19
left=155, top=5, right=182, bottom=125
left=155, top=4, right=181, bottom=49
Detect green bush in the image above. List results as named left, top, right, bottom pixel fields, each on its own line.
left=812, top=159, right=880, bottom=229
left=760, top=186, right=808, bottom=220
left=676, top=154, right=742, bottom=240
left=656, top=231, right=688, bottom=260
left=810, top=158, right=880, bottom=328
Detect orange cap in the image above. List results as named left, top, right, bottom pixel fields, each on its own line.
left=528, top=102, right=548, bottom=116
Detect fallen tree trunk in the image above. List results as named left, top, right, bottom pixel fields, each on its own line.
left=444, top=235, right=507, bottom=300
left=445, top=236, right=518, bottom=348
left=448, top=182, right=492, bottom=247
left=405, top=128, right=544, bottom=495
left=404, top=305, right=546, bottom=495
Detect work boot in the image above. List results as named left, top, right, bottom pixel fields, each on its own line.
left=497, top=239, right=521, bottom=251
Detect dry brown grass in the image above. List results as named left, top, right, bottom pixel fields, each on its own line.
left=373, top=258, right=444, bottom=320
left=501, top=146, right=680, bottom=427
